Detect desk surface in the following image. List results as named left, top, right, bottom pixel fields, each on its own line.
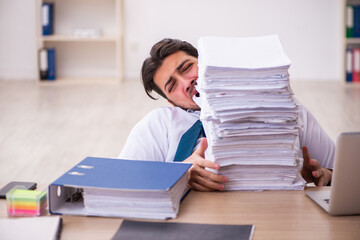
left=1, top=188, right=360, bottom=240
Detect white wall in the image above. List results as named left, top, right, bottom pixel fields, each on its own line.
left=0, top=0, right=37, bottom=80
left=0, top=0, right=343, bottom=81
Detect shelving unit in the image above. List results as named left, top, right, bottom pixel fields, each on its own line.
left=344, top=0, right=360, bottom=83
left=35, top=0, right=123, bottom=84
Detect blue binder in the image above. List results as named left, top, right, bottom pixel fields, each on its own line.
left=42, top=3, right=54, bottom=36
left=39, top=48, right=48, bottom=80
left=47, top=48, right=56, bottom=80
left=48, top=157, right=192, bottom=219
left=346, top=48, right=353, bottom=82
left=354, top=6, right=360, bottom=38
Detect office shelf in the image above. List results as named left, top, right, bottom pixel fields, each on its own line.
left=35, top=0, right=123, bottom=84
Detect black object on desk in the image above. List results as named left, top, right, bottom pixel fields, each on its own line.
left=0, top=181, right=37, bottom=199
left=112, top=220, right=255, bottom=240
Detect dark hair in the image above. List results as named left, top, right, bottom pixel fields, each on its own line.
left=141, top=38, right=198, bottom=100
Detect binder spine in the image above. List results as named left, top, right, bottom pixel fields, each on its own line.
left=42, top=3, right=54, bottom=36
left=353, top=48, right=360, bottom=83
left=346, top=48, right=353, bottom=82
left=346, top=5, right=354, bottom=38
left=354, top=6, right=360, bottom=38
left=39, top=48, right=48, bottom=80
left=47, top=48, right=56, bottom=80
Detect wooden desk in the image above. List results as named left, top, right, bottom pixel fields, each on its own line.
left=1, top=188, right=359, bottom=240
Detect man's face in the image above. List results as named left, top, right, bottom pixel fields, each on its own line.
left=154, top=51, right=200, bottom=110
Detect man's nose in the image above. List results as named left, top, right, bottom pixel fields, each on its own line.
left=175, top=73, right=195, bottom=92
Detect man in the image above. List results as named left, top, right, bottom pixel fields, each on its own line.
left=119, top=38, right=335, bottom=191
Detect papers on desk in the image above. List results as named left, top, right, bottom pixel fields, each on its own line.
left=82, top=172, right=189, bottom=219
left=0, top=216, right=62, bottom=240
left=196, top=35, right=306, bottom=190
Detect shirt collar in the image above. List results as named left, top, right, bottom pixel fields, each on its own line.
left=186, top=108, right=201, bottom=117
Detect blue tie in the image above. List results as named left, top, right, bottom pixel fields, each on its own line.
left=173, top=120, right=205, bottom=162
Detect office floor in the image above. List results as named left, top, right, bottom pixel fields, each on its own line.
left=0, top=80, right=359, bottom=184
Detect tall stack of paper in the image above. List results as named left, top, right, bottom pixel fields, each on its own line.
left=196, top=35, right=305, bottom=190
left=49, top=157, right=191, bottom=219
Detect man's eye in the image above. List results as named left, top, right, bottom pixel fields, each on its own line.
left=169, top=82, right=176, bottom=93
left=182, top=63, right=192, bottom=73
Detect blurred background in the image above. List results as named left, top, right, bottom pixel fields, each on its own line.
left=0, top=0, right=359, bottom=185
left=0, top=0, right=342, bottom=81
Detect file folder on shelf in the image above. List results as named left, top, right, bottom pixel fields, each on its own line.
left=346, top=48, right=353, bottom=82
left=354, top=48, right=360, bottom=83
left=47, top=48, right=56, bottom=80
left=346, top=5, right=354, bottom=38
left=353, top=6, right=360, bottom=38
left=42, top=3, right=54, bottom=36
left=39, top=48, right=48, bottom=80
left=48, top=157, right=191, bottom=220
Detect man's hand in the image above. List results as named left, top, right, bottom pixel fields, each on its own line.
left=301, top=146, right=332, bottom=186
left=184, top=138, right=228, bottom=191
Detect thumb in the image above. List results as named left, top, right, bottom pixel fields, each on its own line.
left=195, top=137, right=208, bottom=157
left=302, top=146, right=311, bottom=169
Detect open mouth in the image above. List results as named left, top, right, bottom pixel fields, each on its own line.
left=190, top=80, right=200, bottom=98
left=191, top=87, right=202, bottom=108
left=193, top=88, right=199, bottom=97
left=190, top=86, right=200, bottom=99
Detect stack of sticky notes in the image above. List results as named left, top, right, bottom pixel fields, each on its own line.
left=6, top=188, right=47, bottom=216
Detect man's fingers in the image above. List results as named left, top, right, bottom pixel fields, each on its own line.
left=313, top=170, right=326, bottom=187
left=312, top=168, right=323, bottom=179
left=194, top=138, right=208, bottom=157
left=301, top=146, right=328, bottom=186
left=192, top=166, right=228, bottom=183
left=191, top=174, right=225, bottom=191
left=188, top=164, right=228, bottom=191
left=316, top=177, right=327, bottom=187
left=189, top=181, right=213, bottom=192
left=302, top=146, right=321, bottom=171
left=302, top=146, right=312, bottom=168
left=187, top=139, right=228, bottom=192
left=310, top=158, right=321, bottom=171
left=193, top=158, right=220, bottom=170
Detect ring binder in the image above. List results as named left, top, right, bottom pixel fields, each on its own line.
left=49, top=157, right=191, bottom=219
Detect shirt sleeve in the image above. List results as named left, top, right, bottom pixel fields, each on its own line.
left=118, top=109, right=169, bottom=162
left=299, top=105, right=335, bottom=169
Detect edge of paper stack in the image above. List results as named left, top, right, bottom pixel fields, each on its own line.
left=196, top=35, right=306, bottom=190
